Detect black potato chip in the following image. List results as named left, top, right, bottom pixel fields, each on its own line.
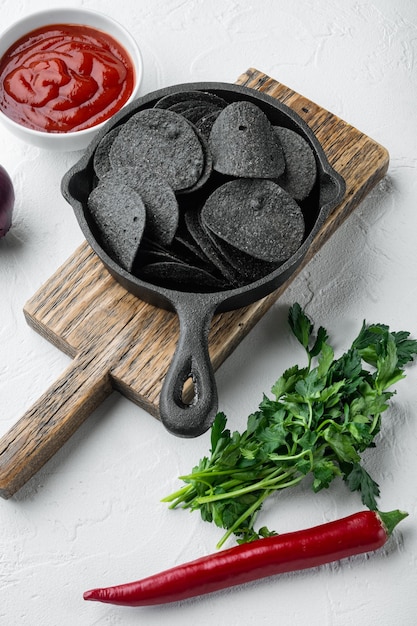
left=109, top=108, right=205, bottom=191
left=154, top=90, right=228, bottom=110
left=172, top=211, right=220, bottom=266
left=137, top=233, right=210, bottom=272
left=93, top=126, right=122, bottom=179
left=139, top=260, right=228, bottom=291
left=201, top=178, right=305, bottom=263
left=100, top=165, right=179, bottom=247
left=184, top=208, right=238, bottom=284
left=167, top=100, right=202, bottom=114
left=171, top=234, right=215, bottom=269
left=134, top=246, right=184, bottom=267
left=274, top=126, right=317, bottom=201
left=203, top=228, right=278, bottom=284
left=88, top=180, right=146, bottom=272
left=177, top=128, right=213, bottom=194
left=209, top=101, right=285, bottom=178
left=194, top=110, right=222, bottom=138
left=180, top=103, right=223, bottom=125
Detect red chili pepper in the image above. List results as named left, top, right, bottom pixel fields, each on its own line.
left=83, top=509, right=407, bottom=607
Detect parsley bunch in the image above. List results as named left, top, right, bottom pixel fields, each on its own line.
left=163, top=304, right=417, bottom=548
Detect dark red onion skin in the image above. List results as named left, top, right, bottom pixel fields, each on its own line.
left=0, top=165, right=14, bottom=238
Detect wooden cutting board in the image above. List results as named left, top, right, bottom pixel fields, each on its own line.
left=0, top=68, right=389, bottom=499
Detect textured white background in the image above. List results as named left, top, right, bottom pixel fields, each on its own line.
left=1, top=0, right=417, bottom=624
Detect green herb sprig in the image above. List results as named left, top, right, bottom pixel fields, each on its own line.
left=162, top=304, right=417, bottom=548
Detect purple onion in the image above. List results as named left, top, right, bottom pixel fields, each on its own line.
left=0, top=165, right=14, bottom=238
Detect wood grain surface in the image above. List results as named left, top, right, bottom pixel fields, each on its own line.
left=0, top=68, right=389, bottom=498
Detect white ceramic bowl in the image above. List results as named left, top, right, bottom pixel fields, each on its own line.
left=0, top=8, right=143, bottom=151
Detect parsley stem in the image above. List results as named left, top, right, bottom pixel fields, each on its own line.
left=370, top=412, right=381, bottom=434
left=315, top=418, right=341, bottom=433
left=216, top=489, right=274, bottom=549
left=161, top=484, right=192, bottom=504
left=307, top=400, right=313, bottom=429
left=196, top=470, right=303, bottom=505
left=178, top=467, right=262, bottom=480
left=269, top=448, right=314, bottom=466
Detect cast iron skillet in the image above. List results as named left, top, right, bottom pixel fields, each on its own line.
left=61, top=82, right=346, bottom=439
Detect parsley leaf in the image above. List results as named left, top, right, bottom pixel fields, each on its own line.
left=288, top=302, right=312, bottom=350
left=392, top=330, right=417, bottom=367
left=210, top=412, right=228, bottom=454
left=342, top=462, right=380, bottom=510
left=312, top=459, right=341, bottom=491
left=163, top=304, right=417, bottom=548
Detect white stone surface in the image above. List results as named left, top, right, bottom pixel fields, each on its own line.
left=1, top=1, right=417, bottom=624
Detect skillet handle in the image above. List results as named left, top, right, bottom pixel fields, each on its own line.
left=159, top=297, right=218, bottom=437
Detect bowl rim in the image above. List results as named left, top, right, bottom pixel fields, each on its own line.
left=0, top=7, right=143, bottom=140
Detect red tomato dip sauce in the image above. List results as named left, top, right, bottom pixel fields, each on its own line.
left=0, top=23, right=135, bottom=133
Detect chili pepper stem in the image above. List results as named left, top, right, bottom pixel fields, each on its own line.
left=377, top=509, right=408, bottom=535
